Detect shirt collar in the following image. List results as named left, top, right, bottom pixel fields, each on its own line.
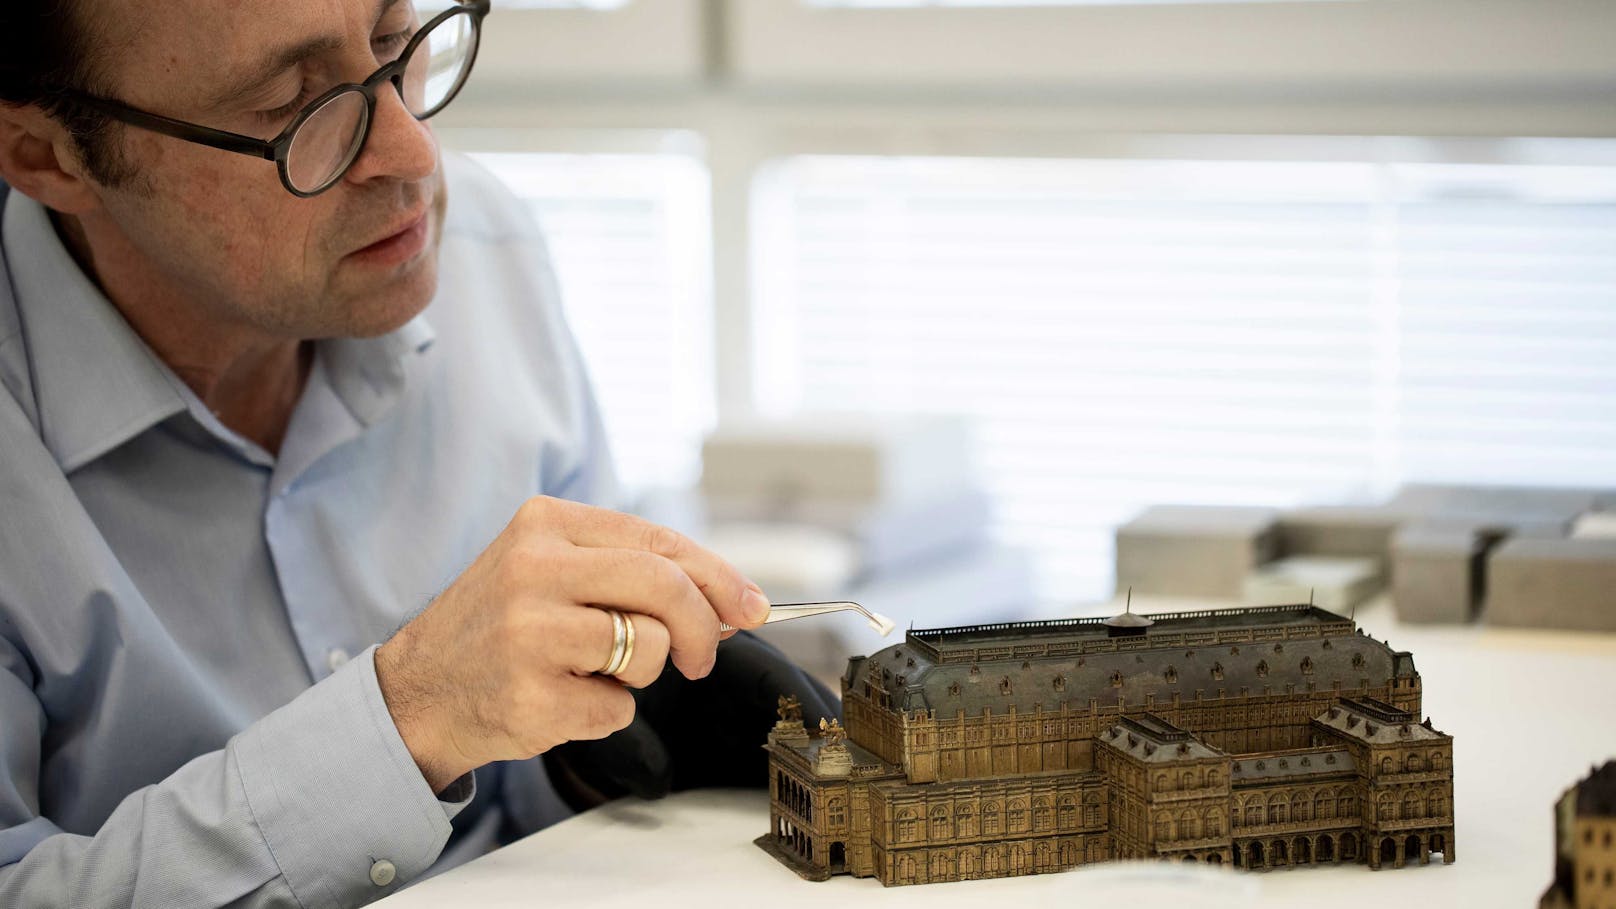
left=2, top=191, right=436, bottom=473
left=2, top=191, right=186, bottom=473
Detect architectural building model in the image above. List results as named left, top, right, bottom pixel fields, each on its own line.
left=1541, top=761, right=1616, bottom=909
left=758, top=604, right=1455, bottom=885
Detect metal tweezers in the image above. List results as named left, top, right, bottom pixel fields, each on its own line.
left=721, top=601, right=897, bottom=636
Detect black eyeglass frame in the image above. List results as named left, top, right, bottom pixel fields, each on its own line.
left=55, top=0, right=490, bottom=198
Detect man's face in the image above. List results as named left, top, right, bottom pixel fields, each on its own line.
left=84, top=0, right=446, bottom=340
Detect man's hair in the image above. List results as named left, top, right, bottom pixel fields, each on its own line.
left=0, top=0, right=137, bottom=187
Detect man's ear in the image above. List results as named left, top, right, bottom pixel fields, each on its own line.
left=0, top=103, right=103, bottom=215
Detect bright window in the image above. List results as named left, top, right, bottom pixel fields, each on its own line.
left=751, top=150, right=1616, bottom=600
left=470, top=149, right=715, bottom=496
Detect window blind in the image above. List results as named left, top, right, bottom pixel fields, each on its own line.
left=751, top=153, right=1616, bottom=603
left=470, top=151, right=715, bottom=496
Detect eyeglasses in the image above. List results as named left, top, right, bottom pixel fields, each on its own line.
left=58, top=0, right=489, bottom=197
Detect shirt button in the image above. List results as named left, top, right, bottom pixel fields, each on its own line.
left=370, top=859, right=397, bottom=887
left=327, top=648, right=351, bottom=672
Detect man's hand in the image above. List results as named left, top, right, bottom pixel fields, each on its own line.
left=373, top=496, right=772, bottom=793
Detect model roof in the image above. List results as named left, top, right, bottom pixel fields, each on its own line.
left=1230, top=747, right=1356, bottom=783
left=1099, top=715, right=1223, bottom=763
left=908, top=604, right=1354, bottom=656
left=855, top=605, right=1414, bottom=717
left=1312, top=698, right=1448, bottom=745
left=1576, top=761, right=1616, bottom=816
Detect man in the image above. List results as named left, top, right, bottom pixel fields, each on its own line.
left=0, top=0, right=834, bottom=905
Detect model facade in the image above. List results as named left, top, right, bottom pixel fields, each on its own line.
left=1541, top=761, right=1616, bottom=909
left=758, top=604, right=1455, bottom=885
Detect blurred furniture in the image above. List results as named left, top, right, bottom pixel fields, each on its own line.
left=1116, top=485, right=1616, bottom=630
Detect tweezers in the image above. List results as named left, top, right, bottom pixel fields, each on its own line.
left=721, top=601, right=897, bottom=636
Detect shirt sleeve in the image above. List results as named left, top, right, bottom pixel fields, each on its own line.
left=0, top=643, right=473, bottom=909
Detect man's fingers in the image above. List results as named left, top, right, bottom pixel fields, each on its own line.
left=551, top=675, right=637, bottom=742
left=581, top=607, right=671, bottom=689
left=519, top=496, right=770, bottom=631
left=555, top=546, right=722, bottom=677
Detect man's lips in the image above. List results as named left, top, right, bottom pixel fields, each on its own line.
left=347, top=209, right=431, bottom=265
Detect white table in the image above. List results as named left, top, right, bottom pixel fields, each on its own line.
left=375, top=599, right=1616, bottom=908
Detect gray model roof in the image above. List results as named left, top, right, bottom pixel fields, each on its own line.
left=853, top=605, right=1414, bottom=717
left=1312, top=698, right=1448, bottom=745
left=1576, top=761, right=1616, bottom=816
left=1231, top=748, right=1356, bottom=783
left=1098, top=715, right=1223, bottom=763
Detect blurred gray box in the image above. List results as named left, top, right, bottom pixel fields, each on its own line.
left=1484, top=537, right=1616, bottom=632
left=1243, top=555, right=1382, bottom=611
left=1277, top=506, right=1406, bottom=561
left=1391, top=524, right=1492, bottom=624
left=1387, top=484, right=1596, bottom=529
left=1116, top=505, right=1279, bottom=599
left=701, top=415, right=972, bottom=505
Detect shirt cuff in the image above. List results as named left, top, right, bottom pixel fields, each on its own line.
left=234, top=645, right=472, bottom=909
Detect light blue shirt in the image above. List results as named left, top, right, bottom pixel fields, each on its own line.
left=0, top=153, right=618, bottom=907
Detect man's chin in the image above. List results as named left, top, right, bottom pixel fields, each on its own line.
left=333, top=254, right=439, bottom=339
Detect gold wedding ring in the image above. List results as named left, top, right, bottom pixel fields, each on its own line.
left=599, top=609, right=636, bottom=678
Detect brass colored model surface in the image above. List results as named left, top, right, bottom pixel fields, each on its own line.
left=760, top=604, right=1456, bottom=885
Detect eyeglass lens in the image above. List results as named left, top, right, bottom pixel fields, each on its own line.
left=284, top=2, right=477, bottom=193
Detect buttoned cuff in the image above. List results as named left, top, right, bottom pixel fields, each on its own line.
left=235, top=645, right=474, bottom=909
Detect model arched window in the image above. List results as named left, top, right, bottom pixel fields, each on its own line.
left=983, top=801, right=1001, bottom=835
left=1402, top=793, right=1421, bottom=820
left=898, top=809, right=919, bottom=841
left=1033, top=799, right=1052, bottom=831
left=1300, top=656, right=1314, bottom=674
left=1211, top=662, right=1225, bottom=681
left=1255, top=660, right=1269, bottom=678
left=1178, top=809, right=1198, bottom=840
left=1110, top=670, right=1123, bottom=688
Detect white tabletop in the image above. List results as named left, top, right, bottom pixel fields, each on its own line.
left=374, top=599, right=1616, bottom=908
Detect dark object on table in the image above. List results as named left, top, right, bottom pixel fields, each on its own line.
left=548, top=631, right=838, bottom=808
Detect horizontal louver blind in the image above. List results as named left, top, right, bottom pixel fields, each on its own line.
left=752, top=155, right=1616, bottom=602
left=470, top=151, right=715, bottom=495
left=1393, top=164, right=1616, bottom=486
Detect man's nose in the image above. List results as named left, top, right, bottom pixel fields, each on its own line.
left=343, top=81, right=437, bottom=186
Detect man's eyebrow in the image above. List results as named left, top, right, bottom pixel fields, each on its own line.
left=207, top=34, right=346, bottom=109
left=205, top=0, right=410, bottom=109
